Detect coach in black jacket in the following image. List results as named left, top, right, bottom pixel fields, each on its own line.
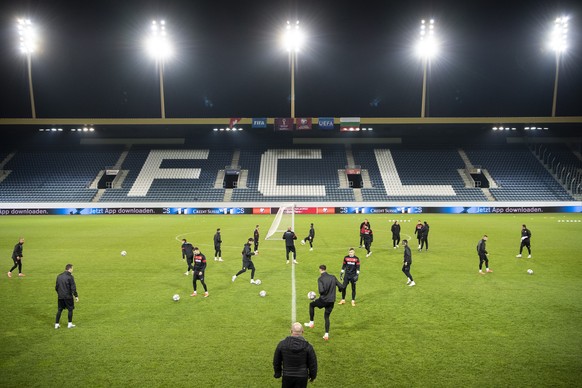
left=273, top=322, right=318, bottom=387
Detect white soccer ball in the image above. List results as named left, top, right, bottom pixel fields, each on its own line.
left=527, top=269, right=534, bottom=275
left=259, top=290, right=267, bottom=297
left=254, top=279, right=262, bottom=285
left=307, top=291, right=316, bottom=300
left=172, top=294, right=180, bottom=301
left=120, top=250, right=127, bottom=256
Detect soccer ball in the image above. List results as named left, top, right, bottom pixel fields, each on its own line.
left=172, top=294, right=180, bottom=301
left=254, top=279, right=262, bottom=285
left=121, top=250, right=127, bottom=256
left=527, top=269, right=534, bottom=275
left=259, top=290, right=267, bottom=297
left=307, top=291, right=316, bottom=300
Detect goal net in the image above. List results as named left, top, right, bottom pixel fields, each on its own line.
left=265, top=203, right=295, bottom=240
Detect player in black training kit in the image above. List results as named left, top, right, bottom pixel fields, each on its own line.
left=516, top=224, right=532, bottom=258
left=391, top=221, right=401, bottom=248
left=477, top=235, right=493, bottom=274
left=419, top=221, right=430, bottom=251
left=181, top=239, right=194, bottom=275
left=359, top=219, right=370, bottom=248
left=283, top=227, right=298, bottom=264
left=253, top=225, right=260, bottom=252
left=402, top=240, right=415, bottom=286
left=191, top=248, right=209, bottom=297
left=339, top=248, right=360, bottom=306
left=414, top=220, right=423, bottom=249
left=213, top=228, right=223, bottom=261
left=301, top=223, right=315, bottom=251
left=232, top=238, right=259, bottom=284
left=181, top=239, right=187, bottom=260
left=7, top=237, right=25, bottom=278
left=55, top=263, right=79, bottom=329
left=363, top=225, right=373, bottom=257
left=304, top=265, right=344, bottom=341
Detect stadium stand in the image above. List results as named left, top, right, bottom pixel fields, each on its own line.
left=465, top=145, right=574, bottom=201
left=531, top=144, right=582, bottom=195
left=0, top=141, right=577, bottom=203
left=0, top=147, right=121, bottom=202
left=99, top=146, right=230, bottom=202
left=352, top=145, right=488, bottom=201
left=232, top=145, right=355, bottom=202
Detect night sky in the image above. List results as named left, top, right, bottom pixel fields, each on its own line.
left=0, top=0, right=580, bottom=119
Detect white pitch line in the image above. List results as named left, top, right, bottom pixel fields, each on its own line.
left=291, top=261, right=297, bottom=323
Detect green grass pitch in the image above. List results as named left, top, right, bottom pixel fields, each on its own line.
left=1, top=213, right=581, bottom=387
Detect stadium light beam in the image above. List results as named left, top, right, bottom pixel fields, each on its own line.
left=284, top=20, right=304, bottom=119
left=417, top=19, right=437, bottom=118
left=146, top=20, right=172, bottom=119
left=17, top=18, right=38, bottom=119
left=549, top=16, right=569, bottom=117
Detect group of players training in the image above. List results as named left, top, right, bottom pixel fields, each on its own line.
left=175, top=219, right=533, bottom=340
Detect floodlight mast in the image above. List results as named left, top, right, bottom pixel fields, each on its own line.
left=418, top=19, right=436, bottom=118
left=147, top=20, right=171, bottom=119
left=550, top=16, right=568, bottom=117
left=284, top=20, right=303, bottom=119
left=18, top=18, right=37, bottom=119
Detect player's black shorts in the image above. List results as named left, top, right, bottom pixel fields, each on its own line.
left=344, top=275, right=358, bottom=283
left=193, top=271, right=205, bottom=281
left=286, top=246, right=296, bottom=253
left=58, top=298, right=75, bottom=310
left=311, top=298, right=335, bottom=314
left=242, top=260, right=255, bottom=270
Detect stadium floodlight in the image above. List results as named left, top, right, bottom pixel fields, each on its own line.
left=549, top=16, right=569, bottom=117
left=17, top=18, right=38, bottom=119
left=283, top=20, right=304, bottom=118
left=417, top=19, right=437, bottom=118
left=145, top=20, right=172, bottom=119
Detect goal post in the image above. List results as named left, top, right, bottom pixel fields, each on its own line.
left=265, top=203, right=295, bottom=240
